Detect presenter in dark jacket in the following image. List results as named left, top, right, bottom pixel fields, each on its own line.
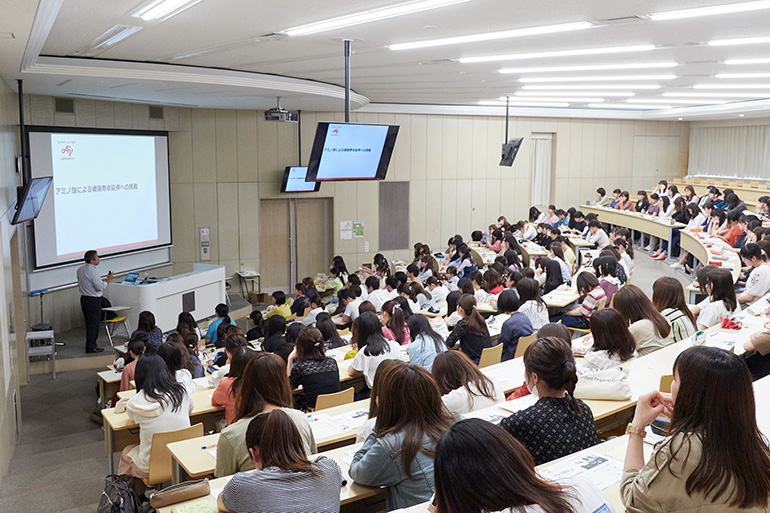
left=76, top=250, right=113, bottom=353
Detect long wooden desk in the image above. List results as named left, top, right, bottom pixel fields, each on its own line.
left=97, top=368, right=121, bottom=407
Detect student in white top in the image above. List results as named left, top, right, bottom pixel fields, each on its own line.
left=425, top=276, right=449, bottom=306
left=738, top=243, right=770, bottom=305
left=410, top=280, right=434, bottom=310
left=586, top=220, right=610, bottom=249
left=615, top=237, right=635, bottom=274
left=339, top=289, right=363, bottom=323
left=690, top=269, right=738, bottom=330
left=117, top=354, right=193, bottom=480
left=613, top=285, right=674, bottom=357
left=156, top=339, right=198, bottom=398
left=582, top=308, right=638, bottom=370
left=515, top=278, right=550, bottom=330
left=431, top=351, right=505, bottom=415
left=348, top=312, right=403, bottom=390
left=299, top=296, right=324, bottom=327
left=433, top=418, right=613, bottom=513
left=469, top=271, right=490, bottom=304
left=416, top=256, right=434, bottom=283
left=444, top=291, right=463, bottom=328
left=347, top=274, right=368, bottom=302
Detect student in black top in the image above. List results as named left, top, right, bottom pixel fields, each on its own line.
left=570, top=211, right=586, bottom=234
left=246, top=310, right=264, bottom=341
left=287, top=326, right=340, bottom=411
left=262, top=315, right=286, bottom=354
left=445, top=294, right=492, bottom=364
left=290, top=283, right=310, bottom=317
left=500, top=336, right=596, bottom=465
left=315, top=312, right=346, bottom=349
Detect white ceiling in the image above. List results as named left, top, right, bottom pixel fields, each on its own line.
left=3, top=0, right=770, bottom=119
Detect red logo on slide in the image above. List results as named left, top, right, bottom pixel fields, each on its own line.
left=61, top=145, right=73, bottom=157
left=331, top=128, right=340, bottom=136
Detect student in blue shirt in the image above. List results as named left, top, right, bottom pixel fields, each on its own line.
left=407, top=314, right=447, bottom=372
left=205, top=303, right=236, bottom=346
left=496, top=290, right=534, bottom=361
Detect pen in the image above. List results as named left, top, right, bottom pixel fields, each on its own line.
left=201, top=444, right=217, bottom=450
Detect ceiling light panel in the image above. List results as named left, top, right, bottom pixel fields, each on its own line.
left=522, top=84, right=662, bottom=90
left=725, top=58, right=770, bottom=65
left=518, top=75, right=676, bottom=83
left=515, top=91, right=635, bottom=97
left=649, top=0, right=770, bottom=20
left=709, top=36, right=770, bottom=46
left=478, top=100, right=570, bottom=107
left=284, top=0, right=471, bottom=36
left=663, top=92, right=766, bottom=97
left=589, top=103, right=671, bottom=109
left=716, top=73, right=770, bottom=78
left=132, top=0, right=203, bottom=21
left=74, top=25, right=143, bottom=56
left=458, top=44, right=656, bottom=64
left=388, top=21, right=592, bottom=50
left=499, top=96, right=604, bottom=102
left=499, top=62, right=677, bottom=74
left=627, top=98, right=728, bottom=104
left=694, top=83, right=770, bottom=88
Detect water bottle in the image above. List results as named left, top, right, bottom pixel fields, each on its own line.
left=693, top=331, right=706, bottom=346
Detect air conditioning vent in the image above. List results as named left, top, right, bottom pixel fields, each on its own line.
left=149, top=106, right=164, bottom=119
left=54, top=98, right=75, bottom=114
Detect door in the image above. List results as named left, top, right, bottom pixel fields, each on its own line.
left=259, top=199, right=291, bottom=290
left=295, top=198, right=332, bottom=282
left=531, top=133, right=554, bottom=207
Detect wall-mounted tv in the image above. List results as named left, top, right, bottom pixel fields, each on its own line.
left=12, top=176, right=53, bottom=225
left=281, top=166, right=320, bottom=193
left=305, top=122, right=399, bottom=181
left=500, top=137, right=523, bottom=167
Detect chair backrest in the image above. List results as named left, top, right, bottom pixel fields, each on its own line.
left=470, top=249, right=484, bottom=270
left=659, top=375, right=674, bottom=393
left=302, top=307, right=311, bottom=318
left=514, top=333, right=538, bottom=359
left=520, top=247, right=531, bottom=268
left=314, top=387, right=354, bottom=411
left=146, top=422, right=204, bottom=486
left=478, top=343, right=503, bottom=368
left=596, top=297, right=608, bottom=311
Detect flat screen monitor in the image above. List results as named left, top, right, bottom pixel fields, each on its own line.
left=12, top=176, right=53, bottom=225
left=281, top=166, right=320, bottom=193
left=305, top=122, right=399, bottom=181
left=500, top=137, right=523, bottom=167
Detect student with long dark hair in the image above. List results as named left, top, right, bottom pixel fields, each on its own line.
left=348, top=311, right=402, bottom=390
left=176, top=311, right=201, bottom=339
left=738, top=243, right=770, bottom=304
left=219, top=410, right=342, bottom=513
left=613, top=284, right=674, bottom=356
left=246, top=310, right=264, bottom=340
left=690, top=268, right=738, bottom=330
left=215, top=353, right=316, bottom=477
left=593, top=255, right=621, bottom=302
left=432, top=351, right=504, bottom=415
left=315, top=312, right=345, bottom=350
left=652, top=277, right=696, bottom=342
left=496, top=290, right=534, bottom=361
left=118, top=354, right=192, bottom=479
left=622, top=346, right=770, bottom=511
left=444, top=294, right=492, bottom=364
left=156, top=339, right=198, bottom=398
left=287, top=327, right=340, bottom=411
left=516, top=277, right=549, bottom=330
left=350, top=361, right=453, bottom=510
left=262, top=315, right=287, bottom=353
left=381, top=299, right=410, bottom=344
left=540, top=259, right=565, bottom=295
left=212, top=345, right=256, bottom=425
left=444, top=290, right=463, bottom=328
left=500, top=337, right=597, bottom=465
left=407, top=314, right=446, bottom=372
left=131, top=310, right=163, bottom=351
left=434, top=419, right=612, bottom=513
left=583, top=308, right=637, bottom=369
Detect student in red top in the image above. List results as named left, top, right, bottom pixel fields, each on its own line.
left=212, top=346, right=256, bottom=425
left=483, top=269, right=504, bottom=296
left=549, top=272, right=606, bottom=330
left=719, top=210, right=744, bottom=247
left=119, top=335, right=147, bottom=392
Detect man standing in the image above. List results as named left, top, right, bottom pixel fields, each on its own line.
left=77, top=250, right=113, bottom=353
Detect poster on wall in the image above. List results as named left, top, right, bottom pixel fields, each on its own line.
left=353, top=221, right=364, bottom=238
left=340, top=220, right=353, bottom=240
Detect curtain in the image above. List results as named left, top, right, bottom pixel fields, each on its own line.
left=531, top=134, right=553, bottom=207
left=689, top=125, right=770, bottom=179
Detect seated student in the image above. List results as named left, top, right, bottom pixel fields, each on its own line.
left=539, top=260, right=565, bottom=296
left=726, top=192, right=748, bottom=217
left=599, top=246, right=628, bottom=285
left=652, top=277, right=697, bottom=342
left=245, top=310, right=264, bottom=341
left=548, top=244, right=572, bottom=283
left=290, top=283, right=310, bottom=317
left=323, top=266, right=344, bottom=298
left=347, top=273, right=367, bottom=301
left=738, top=243, right=770, bottom=304
left=215, top=317, right=239, bottom=349
left=586, top=220, right=610, bottom=249
left=314, top=312, right=346, bottom=350
left=130, top=310, right=163, bottom=352
left=718, top=210, right=745, bottom=247
left=348, top=311, right=403, bottom=391
left=543, top=205, right=559, bottom=225
left=482, top=268, right=505, bottom=296
left=119, top=335, right=147, bottom=392
left=406, top=314, right=447, bottom=372
left=287, top=327, right=340, bottom=411
left=416, top=255, right=433, bottom=284
left=118, top=354, right=193, bottom=480
left=443, top=265, right=460, bottom=291
left=424, top=276, right=448, bottom=305
left=636, top=190, right=650, bottom=212
left=614, top=237, right=635, bottom=274
left=613, top=285, right=674, bottom=356
left=529, top=206, right=545, bottom=224
left=690, top=269, right=738, bottom=330
left=219, top=410, right=341, bottom=513
left=444, top=290, right=463, bottom=328
left=301, top=276, right=319, bottom=301
left=380, top=300, right=409, bottom=348
left=215, top=353, right=317, bottom=478
left=593, top=256, right=621, bottom=303
left=744, top=316, right=770, bottom=380
left=264, top=291, right=291, bottom=319
left=181, top=333, right=205, bottom=379
left=432, top=351, right=504, bottom=415
left=205, top=303, right=237, bottom=346
left=468, top=271, right=488, bottom=304
left=582, top=308, right=637, bottom=370
left=434, top=419, right=613, bottom=513
left=338, top=288, right=363, bottom=323
left=496, top=290, right=534, bottom=361
left=708, top=206, right=729, bottom=238
left=614, top=190, right=635, bottom=211
left=503, top=248, right=524, bottom=274
left=500, top=337, right=597, bottom=465
left=410, top=280, right=433, bottom=310
left=156, top=339, right=198, bottom=398
left=397, top=283, right=421, bottom=314
left=208, top=333, right=247, bottom=387
left=455, top=245, right=476, bottom=278
left=550, top=272, right=606, bottom=330
left=212, top=346, right=256, bottom=425
left=262, top=315, right=287, bottom=353
left=363, top=276, right=386, bottom=312
left=610, top=188, right=622, bottom=208
left=298, top=295, right=324, bottom=327
left=350, top=361, right=453, bottom=511
left=594, top=187, right=612, bottom=207
left=486, top=228, right=504, bottom=253
left=176, top=311, right=202, bottom=339
left=445, top=294, right=492, bottom=364
left=516, top=277, right=549, bottom=330
left=406, top=264, right=421, bottom=285
left=570, top=211, right=587, bottom=235
left=621, top=346, right=770, bottom=512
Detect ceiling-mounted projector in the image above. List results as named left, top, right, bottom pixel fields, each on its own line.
left=264, top=96, right=298, bottom=122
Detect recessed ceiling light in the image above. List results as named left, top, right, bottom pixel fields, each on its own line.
left=716, top=72, right=770, bottom=78
left=724, top=57, right=770, bottom=65
left=515, top=91, right=636, bottom=97
left=650, top=1, right=770, bottom=21
left=522, top=84, right=662, bottom=90
left=388, top=21, right=592, bottom=50
left=459, top=44, right=656, bottom=64
left=74, top=25, right=143, bottom=56
left=627, top=98, right=727, bottom=104
left=678, top=117, right=684, bottom=120
left=519, top=74, right=676, bottom=83
left=588, top=103, right=671, bottom=109
left=479, top=100, right=570, bottom=107
left=663, top=92, right=765, bottom=98
left=132, top=0, right=203, bottom=21
left=499, top=95, right=603, bottom=102
left=285, top=0, right=470, bottom=36
left=694, top=83, right=770, bottom=89
left=499, top=62, right=677, bottom=74
left=708, top=36, right=770, bottom=46
left=740, top=113, right=745, bottom=116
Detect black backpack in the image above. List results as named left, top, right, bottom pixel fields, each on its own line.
left=98, top=475, right=151, bottom=513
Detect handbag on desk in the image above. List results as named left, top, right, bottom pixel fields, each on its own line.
left=574, top=367, right=632, bottom=400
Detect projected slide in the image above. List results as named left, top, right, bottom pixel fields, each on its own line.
left=28, top=128, right=171, bottom=268
left=315, top=123, right=390, bottom=180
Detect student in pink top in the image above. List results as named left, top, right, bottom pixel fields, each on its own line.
left=381, top=299, right=410, bottom=345
left=119, top=335, right=147, bottom=392
left=543, top=205, right=559, bottom=225
left=614, top=191, right=635, bottom=211
left=212, top=346, right=256, bottom=425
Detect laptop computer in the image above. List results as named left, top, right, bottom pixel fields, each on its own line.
left=124, top=272, right=139, bottom=284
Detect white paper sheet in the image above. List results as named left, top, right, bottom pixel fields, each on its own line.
left=498, top=395, right=537, bottom=414
left=329, top=408, right=369, bottom=432
left=208, top=449, right=217, bottom=459
left=538, top=451, right=624, bottom=490
left=307, top=413, right=344, bottom=439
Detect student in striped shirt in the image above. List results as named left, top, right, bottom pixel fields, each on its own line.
left=652, top=277, right=697, bottom=342
left=549, top=272, right=606, bottom=330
